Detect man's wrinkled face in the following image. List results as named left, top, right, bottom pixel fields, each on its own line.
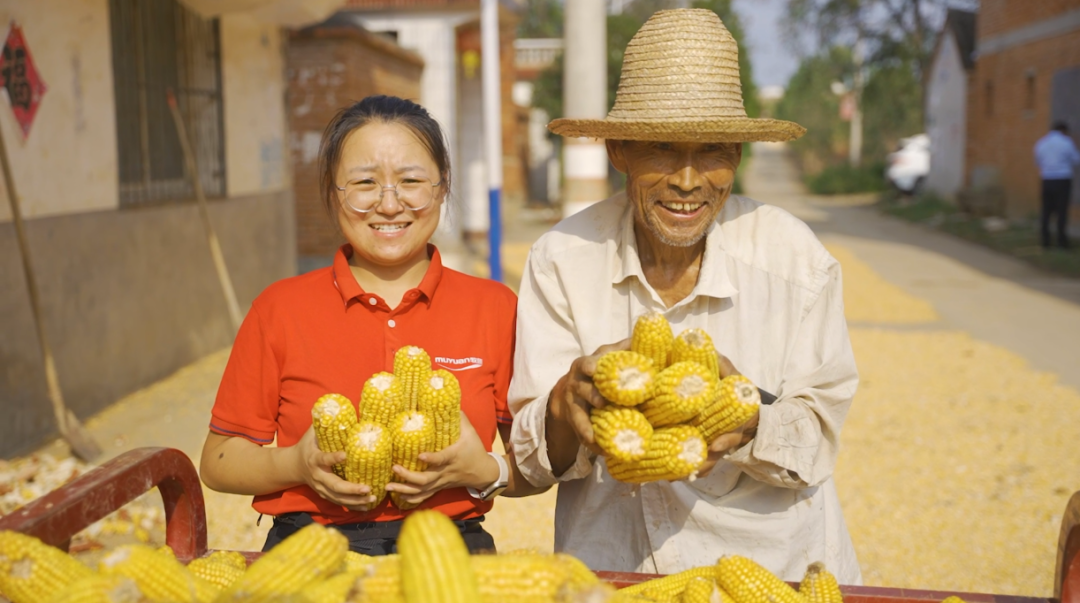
left=608, top=140, right=742, bottom=248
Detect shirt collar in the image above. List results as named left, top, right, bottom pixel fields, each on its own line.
left=612, top=194, right=739, bottom=302
left=331, top=243, right=444, bottom=307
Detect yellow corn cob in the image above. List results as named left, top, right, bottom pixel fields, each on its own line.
left=360, top=372, right=406, bottom=428
left=591, top=406, right=653, bottom=462
left=98, top=543, right=217, bottom=603
left=671, top=328, right=720, bottom=378
left=390, top=411, right=436, bottom=510
left=393, top=346, right=432, bottom=411
left=187, top=556, right=244, bottom=590
left=592, top=351, right=657, bottom=406
left=693, top=375, right=761, bottom=443
left=471, top=554, right=571, bottom=603
left=345, top=422, right=393, bottom=506
left=399, top=510, right=480, bottom=603
left=618, top=566, right=717, bottom=598
left=640, top=362, right=717, bottom=427
left=204, top=550, right=248, bottom=571
left=798, top=562, right=843, bottom=603
left=157, top=545, right=176, bottom=559
left=216, top=523, right=348, bottom=602
left=419, top=369, right=462, bottom=450
left=607, top=425, right=707, bottom=483
left=631, top=310, right=675, bottom=370
left=295, top=570, right=365, bottom=603
left=341, top=550, right=376, bottom=574
left=350, top=555, right=403, bottom=603
left=0, top=530, right=95, bottom=603
left=43, top=574, right=145, bottom=603
left=555, top=552, right=601, bottom=591
left=716, top=555, right=802, bottom=603
left=680, top=577, right=725, bottom=603
left=941, top=597, right=967, bottom=603
left=312, top=393, right=359, bottom=479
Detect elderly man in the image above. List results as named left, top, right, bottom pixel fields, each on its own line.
left=507, top=9, right=861, bottom=584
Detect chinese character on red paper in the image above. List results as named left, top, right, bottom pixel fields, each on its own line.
left=0, top=24, right=47, bottom=139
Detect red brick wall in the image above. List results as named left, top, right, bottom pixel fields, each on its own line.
left=966, top=1, right=1080, bottom=217
left=287, top=31, right=423, bottom=256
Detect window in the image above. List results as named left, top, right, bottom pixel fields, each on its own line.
left=1024, top=71, right=1036, bottom=113
left=109, top=0, right=225, bottom=206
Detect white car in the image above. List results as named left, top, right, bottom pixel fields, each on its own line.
left=885, top=133, right=930, bottom=194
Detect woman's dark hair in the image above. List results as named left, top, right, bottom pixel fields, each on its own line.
left=318, top=95, right=451, bottom=217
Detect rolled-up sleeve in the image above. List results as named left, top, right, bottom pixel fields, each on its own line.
left=508, top=244, right=596, bottom=487
left=725, top=253, right=858, bottom=488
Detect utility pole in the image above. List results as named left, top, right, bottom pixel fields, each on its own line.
left=561, top=0, right=608, bottom=218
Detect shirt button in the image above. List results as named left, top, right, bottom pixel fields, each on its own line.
left=368, top=297, right=377, bottom=306
left=388, top=319, right=396, bottom=328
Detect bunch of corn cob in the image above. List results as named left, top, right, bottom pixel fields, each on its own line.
left=310, top=345, right=463, bottom=510
left=590, top=312, right=762, bottom=484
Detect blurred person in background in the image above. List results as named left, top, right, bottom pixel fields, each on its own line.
left=508, top=9, right=861, bottom=584
left=1034, top=121, right=1080, bottom=249
left=199, top=95, right=541, bottom=555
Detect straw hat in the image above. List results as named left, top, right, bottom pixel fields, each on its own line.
left=548, top=9, right=805, bottom=143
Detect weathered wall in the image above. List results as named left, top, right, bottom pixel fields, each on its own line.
left=967, top=1, right=1080, bottom=217
left=286, top=28, right=423, bottom=262
left=0, top=0, right=118, bottom=220
left=927, top=32, right=969, bottom=201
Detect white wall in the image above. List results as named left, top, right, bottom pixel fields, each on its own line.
left=220, top=15, right=290, bottom=197
left=926, top=32, right=968, bottom=200
left=0, top=0, right=118, bottom=221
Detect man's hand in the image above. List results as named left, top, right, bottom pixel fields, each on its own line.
left=385, top=412, right=500, bottom=506
left=546, top=339, right=631, bottom=460
left=696, top=351, right=759, bottom=478
left=289, top=425, right=374, bottom=511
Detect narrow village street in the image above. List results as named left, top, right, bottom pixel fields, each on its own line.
left=7, top=143, right=1080, bottom=596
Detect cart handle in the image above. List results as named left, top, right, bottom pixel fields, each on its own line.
left=0, top=447, right=208, bottom=561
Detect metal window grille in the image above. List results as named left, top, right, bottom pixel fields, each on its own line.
left=109, top=0, right=225, bottom=206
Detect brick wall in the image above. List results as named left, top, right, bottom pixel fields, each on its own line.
left=287, top=29, right=423, bottom=257
left=966, top=0, right=1080, bottom=217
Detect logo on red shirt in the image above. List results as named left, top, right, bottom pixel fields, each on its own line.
left=434, top=356, right=484, bottom=371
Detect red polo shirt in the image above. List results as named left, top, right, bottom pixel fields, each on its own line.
left=209, top=244, right=516, bottom=524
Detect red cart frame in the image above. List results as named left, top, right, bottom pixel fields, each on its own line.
left=0, top=447, right=1076, bottom=603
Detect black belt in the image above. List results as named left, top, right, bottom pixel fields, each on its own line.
left=273, top=512, right=486, bottom=540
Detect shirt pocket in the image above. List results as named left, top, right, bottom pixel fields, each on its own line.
left=686, top=460, right=742, bottom=499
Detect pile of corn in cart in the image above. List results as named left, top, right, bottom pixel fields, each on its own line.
left=1, top=447, right=1078, bottom=602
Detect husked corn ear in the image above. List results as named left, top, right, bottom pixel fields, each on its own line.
left=591, top=406, right=653, bottom=462
left=607, top=425, right=707, bottom=483
left=341, top=550, right=376, bottom=574
left=618, top=566, right=716, bottom=598
left=296, top=570, right=364, bottom=603
left=640, top=362, right=717, bottom=427
left=693, top=375, right=761, bottom=443
left=798, top=562, right=842, bottom=603
left=217, top=523, right=347, bottom=602
left=471, top=554, right=565, bottom=603
left=360, top=372, right=406, bottom=428
left=399, top=510, right=480, bottom=603
left=394, top=346, right=432, bottom=411
left=345, top=422, right=393, bottom=506
left=0, top=530, right=95, bottom=603
left=390, top=411, right=436, bottom=510
left=680, top=577, right=724, bottom=603
left=716, top=556, right=802, bottom=603
left=555, top=552, right=601, bottom=590
left=312, top=393, right=359, bottom=479
left=419, top=369, right=462, bottom=450
left=593, top=351, right=657, bottom=406
left=204, top=550, right=247, bottom=571
left=99, top=543, right=217, bottom=603
left=157, top=545, right=176, bottom=559
left=631, top=311, right=674, bottom=369
left=941, top=598, right=967, bottom=603
left=350, top=555, right=403, bottom=603
left=671, top=329, right=720, bottom=378
left=187, top=556, right=244, bottom=590
left=44, top=574, right=145, bottom=603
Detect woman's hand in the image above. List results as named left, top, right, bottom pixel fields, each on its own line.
left=289, top=425, right=375, bottom=509
left=385, top=412, right=501, bottom=507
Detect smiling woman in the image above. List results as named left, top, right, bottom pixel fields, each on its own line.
left=198, top=95, right=544, bottom=557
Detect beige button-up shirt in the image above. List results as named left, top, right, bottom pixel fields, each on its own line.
left=508, top=192, right=862, bottom=584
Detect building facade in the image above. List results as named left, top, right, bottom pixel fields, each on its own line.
left=966, top=0, right=1080, bottom=218
left=0, top=0, right=304, bottom=457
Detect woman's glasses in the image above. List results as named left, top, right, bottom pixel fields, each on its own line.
left=335, top=177, right=442, bottom=213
